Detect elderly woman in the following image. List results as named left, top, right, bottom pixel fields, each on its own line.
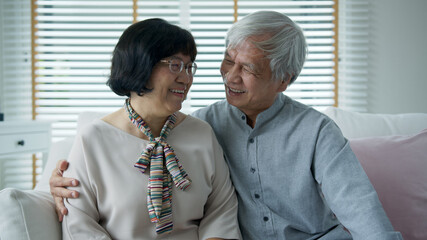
left=61, top=18, right=240, bottom=240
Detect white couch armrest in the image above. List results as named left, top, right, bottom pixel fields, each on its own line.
left=0, top=112, right=110, bottom=240
left=0, top=189, right=61, bottom=240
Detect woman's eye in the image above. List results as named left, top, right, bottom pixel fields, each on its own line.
left=171, top=64, right=181, bottom=70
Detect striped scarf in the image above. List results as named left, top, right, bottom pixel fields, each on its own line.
left=125, top=98, right=192, bottom=234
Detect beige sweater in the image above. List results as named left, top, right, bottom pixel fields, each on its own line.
left=62, top=115, right=240, bottom=240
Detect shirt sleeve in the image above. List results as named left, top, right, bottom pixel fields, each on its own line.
left=62, top=133, right=112, bottom=240
left=198, top=130, right=242, bottom=240
left=312, top=120, right=402, bottom=240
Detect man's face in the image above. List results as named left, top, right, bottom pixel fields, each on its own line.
left=220, top=37, right=288, bottom=119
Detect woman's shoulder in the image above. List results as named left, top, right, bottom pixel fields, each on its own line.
left=77, top=118, right=111, bottom=141
left=76, top=109, right=125, bottom=141
left=178, top=113, right=214, bottom=133
left=171, top=113, right=219, bottom=146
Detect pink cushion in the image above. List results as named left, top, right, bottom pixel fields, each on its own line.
left=350, top=129, right=427, bottom=240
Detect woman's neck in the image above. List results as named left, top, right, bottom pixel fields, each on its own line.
left=130, top=101, right=170, bottom=138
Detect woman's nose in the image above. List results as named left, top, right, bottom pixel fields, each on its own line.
left=177, top=71, right=191, bottom=84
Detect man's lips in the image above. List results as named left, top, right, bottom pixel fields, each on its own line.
left=226, top=85, right=247, bottom=94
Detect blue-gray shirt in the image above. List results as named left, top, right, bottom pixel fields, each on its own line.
left=192, top=93, right=402, bottom=240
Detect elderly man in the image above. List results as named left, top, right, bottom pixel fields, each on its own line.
left=51, top=11, right=402, bottom=239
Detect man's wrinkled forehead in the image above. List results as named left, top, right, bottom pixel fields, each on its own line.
left=224, top=42, right=267, bottom=61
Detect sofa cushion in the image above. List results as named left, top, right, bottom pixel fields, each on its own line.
left=76, top=111, right=109, bottom=134
left=323, top=107, right=427, bottom=139
left=35, top=137, right=75, bottom=192
left=350, top=129, right=427, bottom=240
left=0, top=189, right=61, bottom=240
left=36, top=111, right=108, bottom=191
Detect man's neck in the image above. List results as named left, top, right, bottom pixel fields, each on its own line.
left=244, top=110, right=264, bottom=129
left=241, top=94, right=279, bottom=128
left=246, top=116, right=256, bottom=128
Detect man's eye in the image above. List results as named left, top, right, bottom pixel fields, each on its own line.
left=243, top=67, right=254, bottom=74
left=224, top=59, right=234, bottom=64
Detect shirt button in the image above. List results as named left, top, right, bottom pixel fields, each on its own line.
left=249, top=138, right=254, bottom=143
left=254, top=194, right=260, bottom=199
left=241, top=115, right=246, bottom=120
left=263, top=217, right=269, bottom=222
left=250, top=168, right=256, bottom=173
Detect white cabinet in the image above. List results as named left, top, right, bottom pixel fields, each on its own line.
left=0, top=121, right=52, bottom=188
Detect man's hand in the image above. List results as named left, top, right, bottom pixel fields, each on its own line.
left=49, top=160, right=80, bottom=222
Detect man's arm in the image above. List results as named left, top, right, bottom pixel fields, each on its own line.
left=313, top=120, right=402, bottom=239
left=49, top=159, right=80, bottom=222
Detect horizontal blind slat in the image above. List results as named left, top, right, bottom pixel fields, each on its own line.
left=32, top=0, right=338, bottom=142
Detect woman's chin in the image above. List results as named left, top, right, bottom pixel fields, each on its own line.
left=168, top=103, right=183, bottom=114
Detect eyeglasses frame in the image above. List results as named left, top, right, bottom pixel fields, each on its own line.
left=159, top=58, right=197, bottom=76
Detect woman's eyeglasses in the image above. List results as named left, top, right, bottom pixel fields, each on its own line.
left=160, top=58, right=197, bottom=76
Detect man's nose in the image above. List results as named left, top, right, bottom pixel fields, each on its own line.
left=225, top=66, right=241, bottom=84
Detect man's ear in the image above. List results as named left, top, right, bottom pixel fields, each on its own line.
left=277, top=74, right=292, bottom=92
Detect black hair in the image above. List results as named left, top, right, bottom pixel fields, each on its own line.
left=107, top=18, right=197, bottom=97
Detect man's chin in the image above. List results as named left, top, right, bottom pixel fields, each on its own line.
left=225, top=95, right=242, bottom=108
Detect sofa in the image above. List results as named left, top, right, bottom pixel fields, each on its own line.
left=0, top=107, right=426, bottom=240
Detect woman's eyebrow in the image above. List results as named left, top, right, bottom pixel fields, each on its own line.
left=170, top=55, right=193, bottom=64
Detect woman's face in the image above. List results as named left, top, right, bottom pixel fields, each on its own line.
left=144, top=53, right=194, bottom=116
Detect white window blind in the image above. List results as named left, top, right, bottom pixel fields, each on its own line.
left=238, top=0, right=337, bottom=108
left=0, top=0, right=34, bottom=190
left=188, top=0, right=235, bottom=111
left=34, top=0, right=340, bottom=141
left=34, top=1, right=133, bottom=141
left=338, top=0, right=369, bottom=112
left=3, top=0, right=363, bottom=190
left=1, top=0, right=32, bottom=120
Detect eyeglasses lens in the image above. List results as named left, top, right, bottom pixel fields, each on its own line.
left=164, top=59, right=197, bottom=76
left=169, top=59, right=183, bottom=73
left=186, top=63, right=197, bottom=76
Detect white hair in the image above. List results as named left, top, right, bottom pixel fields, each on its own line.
left=226, top=11, right=307, bottom=84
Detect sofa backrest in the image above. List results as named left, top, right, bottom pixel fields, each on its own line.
left=323, top=107, right=427, bottom=139
left=37, top=108, right=427, bottom=190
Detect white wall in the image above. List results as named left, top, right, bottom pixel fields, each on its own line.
left=367, top=0, right=427, bottom=114
left=0, top=2, right=4, bottom=115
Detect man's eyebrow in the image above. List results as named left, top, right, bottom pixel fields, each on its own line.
left=242, top=62, right=258, bottom=73
left=224, top=50, right=259, bottom=73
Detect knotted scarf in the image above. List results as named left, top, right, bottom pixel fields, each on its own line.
left=125, top=98, right=192, bottom=234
